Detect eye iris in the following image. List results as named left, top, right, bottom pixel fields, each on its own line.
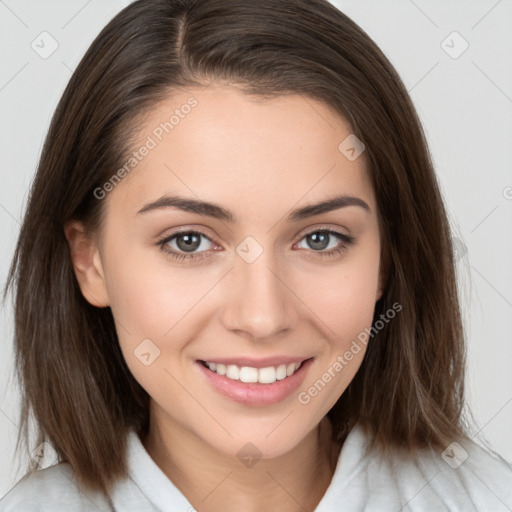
left=307, top=232, right=329, bottom=250
left=176, top=233, right=201, bottom=252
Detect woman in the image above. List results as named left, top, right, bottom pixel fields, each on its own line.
left=2, top=0, right=511, bottom=510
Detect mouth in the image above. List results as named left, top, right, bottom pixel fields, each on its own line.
left=196, top=357, right=314, bottom=406
left=198, top=359, right=306, bottom=384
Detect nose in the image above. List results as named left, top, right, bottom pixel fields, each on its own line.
left=219, top=249, right=299, bottom=341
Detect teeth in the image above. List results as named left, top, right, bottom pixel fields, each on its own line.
left=204, top=361, right=302, bottom=384
left=286, top=363, right=296, bottom=376
left=239, top=367, right=258, bottom=383
left=276, top=364, right=287, bottom=380
left=226, top=365, right=240, bottom=380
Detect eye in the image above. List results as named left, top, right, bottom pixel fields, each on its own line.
left=295, top=229, right=355, bottom=258
left=156, top=227, right=355, bottom=262
left=157, top=230, right=218, bottom=261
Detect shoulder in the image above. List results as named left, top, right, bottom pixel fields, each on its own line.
left=0, top=463, right=112, bottom=512
left=436, top=437, right=512, bottom=508
left=322, top=424, right=512, bottom=511
left=370, top=429, right=512, bottom=510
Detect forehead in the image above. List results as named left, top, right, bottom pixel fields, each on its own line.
left=107, top=84, right=375, bottom=220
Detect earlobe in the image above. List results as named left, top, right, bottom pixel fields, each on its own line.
left=64, top=221, right=110, bottom=307
left=376, top=280, right=384, bottom=302
left=376, top=246, right=390, bottom=302
left=376, top=264, right=385, bottom=300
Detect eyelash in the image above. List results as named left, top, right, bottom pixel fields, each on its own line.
left=156, top=228, right=356, bottom=262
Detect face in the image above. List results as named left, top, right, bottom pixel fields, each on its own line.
left=69, top=83, right=384, bottom=460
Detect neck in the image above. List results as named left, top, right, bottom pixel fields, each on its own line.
left=143, top=411, right=342, bottom=512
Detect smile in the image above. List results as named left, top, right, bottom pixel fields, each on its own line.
left=201, top=360, right=302, bottom=384
left=196, top=357, right=314, bottom=406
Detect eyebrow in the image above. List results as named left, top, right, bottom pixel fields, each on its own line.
left=136, top=194, right=371, bottom=222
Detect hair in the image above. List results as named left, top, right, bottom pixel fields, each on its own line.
left=4, top=0, right=469, bottom=495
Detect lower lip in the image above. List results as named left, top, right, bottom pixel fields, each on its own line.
left=196, top=358, right=313, bottom=406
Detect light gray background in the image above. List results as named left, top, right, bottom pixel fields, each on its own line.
left=1, top=0, right=511, bottom=497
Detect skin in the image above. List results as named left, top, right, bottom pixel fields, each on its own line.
left=66, top=83, right=385, bottom=512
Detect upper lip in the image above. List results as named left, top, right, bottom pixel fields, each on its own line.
left=199, top=356, right=312, bottom=369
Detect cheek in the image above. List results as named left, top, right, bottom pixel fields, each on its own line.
left=296, top=240, right=381, bottom=339
left=293, top=239, right=380, bottom=402
left=103, top=240, right=214, bottom=337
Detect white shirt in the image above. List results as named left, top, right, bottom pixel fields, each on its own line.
left=1, top=423, right=511, bottom=511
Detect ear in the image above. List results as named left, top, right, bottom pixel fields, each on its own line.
left=64, top=220, right=110, bottom=307
left=376, top=244, right=390, bottom=302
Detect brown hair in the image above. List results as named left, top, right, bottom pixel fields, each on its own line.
left=4, top=0, right=468, bottom=494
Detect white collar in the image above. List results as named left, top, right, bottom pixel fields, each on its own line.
left=111, top=423, right=368, bottom=511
